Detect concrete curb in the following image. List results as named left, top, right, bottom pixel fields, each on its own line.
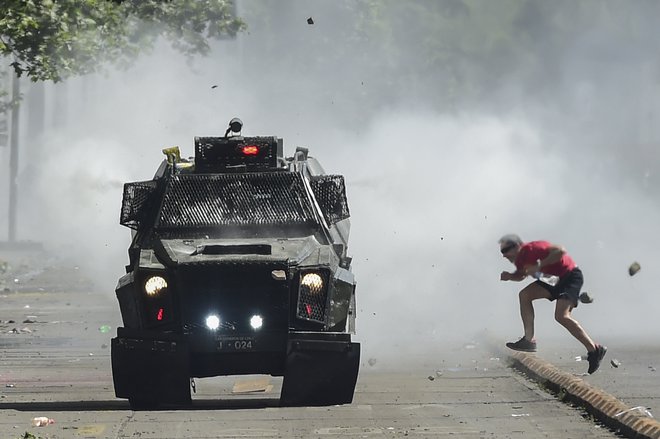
left=508, top=351, right=660, bottom=439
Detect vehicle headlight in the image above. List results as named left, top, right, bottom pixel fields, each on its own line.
left=297, top=271, right=328, bottom=323
left=144, top=276, right=168, bottom=296
left=206, top=314, right=220, bottom=330
left=250, top=315, right=263, bottom=330
left=301, top=272, right=324, bottom=295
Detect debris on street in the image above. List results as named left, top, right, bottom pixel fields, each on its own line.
left=614, top=406, right=653, bottom=418
left=31, top=417, right=54, bottom=427
left=579, top=292, right=594, bottom=304
left=98, top=325, right=111, bottom=333
left=8, top=327, right=32, bottom=334
left=629, top=261, right=641, bottom=276
left=232, top=377, right=273, bottom=394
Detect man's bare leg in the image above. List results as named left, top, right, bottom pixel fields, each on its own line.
left=554, top=298, right=597, bottom=352
left=518, top=283, right=552, bottom=341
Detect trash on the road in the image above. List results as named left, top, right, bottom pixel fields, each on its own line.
left=614, top=406, right=653, bottom=418
left=511, top=413, right=530, bottom=417
left=629, top=261, right=641, bottom=276
left=22, top=319, right=37, bottom=324
left=435, top=370, right=443, bottom=377
left=31, top=416, right=55, bottom=427
left=9, top=327, right=32, bottom=334
left=6, top=383, right=15, bottom=388
left=427, top=375, right=435, bottom=381
left=611, top=359, right=621, bottom=368
left=98, top=325, right=111, bottom=333
left=579, top=292, right=594, bottom=304
left=307, top=17, right=314, bottom=25
left=649, top=366, right=657, bottom=372
left=232, top=377, right=272, bottom=394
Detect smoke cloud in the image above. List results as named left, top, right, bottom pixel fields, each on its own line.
left=1, top=1, right=658, bottom=365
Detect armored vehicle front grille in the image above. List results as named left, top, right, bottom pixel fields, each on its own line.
left=177, top=264, right=289, bottom=335
left=157, top=173, right=316, bottom=229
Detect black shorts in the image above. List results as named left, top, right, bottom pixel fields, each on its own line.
left=536, top=267, right=583, bottom=307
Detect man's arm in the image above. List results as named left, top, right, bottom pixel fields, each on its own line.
left=540, top=244, right=565, bottom=268
left=522, top=243, right=566, bottom=275
left=500, top=270, right=527, bottom=282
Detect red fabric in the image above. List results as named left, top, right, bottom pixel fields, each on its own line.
left=515, top=240, right=576, bottom=277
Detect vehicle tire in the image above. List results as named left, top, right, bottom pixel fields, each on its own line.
left=128, top=397, right=159, bottom=410
left=281, top=339, right=360, bottom=406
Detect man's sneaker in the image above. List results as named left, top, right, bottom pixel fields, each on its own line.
left=506, top=337, right=537, bottom=352
left=587, top=344, right=607, bottom=374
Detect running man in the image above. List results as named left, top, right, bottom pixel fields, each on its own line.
left=498, top=234, right=606, bottom=374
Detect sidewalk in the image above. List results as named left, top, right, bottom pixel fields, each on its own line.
left=496, top=340, right=660, bottom=439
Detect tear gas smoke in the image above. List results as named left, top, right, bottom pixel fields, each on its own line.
left=1, top=2, right=659, bottom=367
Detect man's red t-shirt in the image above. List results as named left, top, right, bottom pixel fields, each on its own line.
left=514, top=240, right=576, bottom=278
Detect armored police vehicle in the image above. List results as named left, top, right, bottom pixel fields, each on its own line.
left=111, top=118, right=359, bottom=408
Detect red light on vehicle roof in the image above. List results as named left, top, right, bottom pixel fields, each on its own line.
left=157, top=308, right=164, bottom=321
left=242, top=145, right=259, bottom=155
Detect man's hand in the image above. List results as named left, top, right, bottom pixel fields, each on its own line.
left=500, top=271, right=513, bottom=281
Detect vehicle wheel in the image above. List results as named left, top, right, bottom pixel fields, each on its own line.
left=128, top=397, right=160, bottom=410
left=281, top=339, right=360, bottom=406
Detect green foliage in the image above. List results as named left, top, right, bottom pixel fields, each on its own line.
left=0, top=0, right=245, bottom=82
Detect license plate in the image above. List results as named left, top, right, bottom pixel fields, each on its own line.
left=217, top=336, right=255, bottom=351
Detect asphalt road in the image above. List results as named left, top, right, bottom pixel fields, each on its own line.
left=0, top=253, right=646, bottom=438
